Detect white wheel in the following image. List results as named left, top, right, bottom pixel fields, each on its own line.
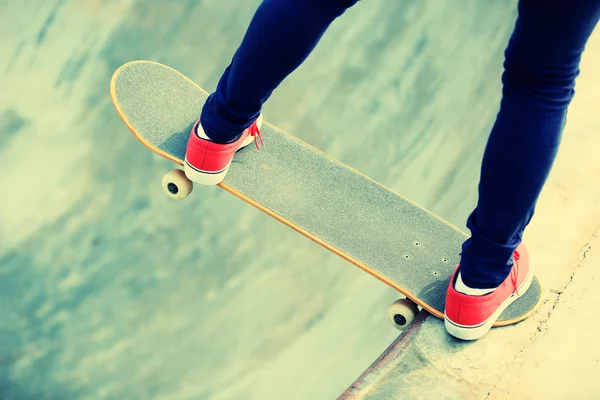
left=161, top=169, right=193, bottom=200
left=387, top=298, right=419, bottom=330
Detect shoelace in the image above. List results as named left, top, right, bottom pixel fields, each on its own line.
left=510, top=251, right=521, bottom=296
left=249, top=122, right=264, bottom=151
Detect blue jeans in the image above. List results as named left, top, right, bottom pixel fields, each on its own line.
left=201, top=0, right=600, bottom=288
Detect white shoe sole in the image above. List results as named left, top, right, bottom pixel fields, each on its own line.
left=444, top=268, right=533, bottom=341
left=184, top=114, right=262, bottom=186
left=183, top=160, right=231, bottom=186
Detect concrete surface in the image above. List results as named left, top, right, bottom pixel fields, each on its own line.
left=338, top=26, right=600, bottom=400
left=1, top=0, right=599, bottom=399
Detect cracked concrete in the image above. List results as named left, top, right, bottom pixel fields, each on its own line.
left=488, top=231, right=600, bottom=400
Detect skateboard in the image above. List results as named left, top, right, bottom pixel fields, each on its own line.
left=110, top=60, right=542, bottom=330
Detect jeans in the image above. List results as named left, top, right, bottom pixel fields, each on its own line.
left=200, top=0, right=600, bottom=288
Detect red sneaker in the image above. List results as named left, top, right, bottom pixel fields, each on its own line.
left=444, top=243, right=533, bottom=340
left=184, top=114, right=263, bottom=185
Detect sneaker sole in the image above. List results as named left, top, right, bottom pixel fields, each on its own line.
left=444, top=268, right=534, bottom=341
left=184, top=159, right=231, bottom=186
left=184, top=117, right=262, bottom=186
left=184, top=133, right=257, bottom=186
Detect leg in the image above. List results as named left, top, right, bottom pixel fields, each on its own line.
left=201, top=0, right=359, bottom=143
left=460, top=0, right=600, bottom=288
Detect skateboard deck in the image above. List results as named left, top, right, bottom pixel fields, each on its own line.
left=110, top=60, right=542, bottom=328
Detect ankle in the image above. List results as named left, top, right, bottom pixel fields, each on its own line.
left=454, top=272, right=497, bottom=296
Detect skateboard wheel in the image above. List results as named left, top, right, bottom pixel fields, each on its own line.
left=162, top=169, right=193, bottom=200
left=387, top=298, right=419, bottom=330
